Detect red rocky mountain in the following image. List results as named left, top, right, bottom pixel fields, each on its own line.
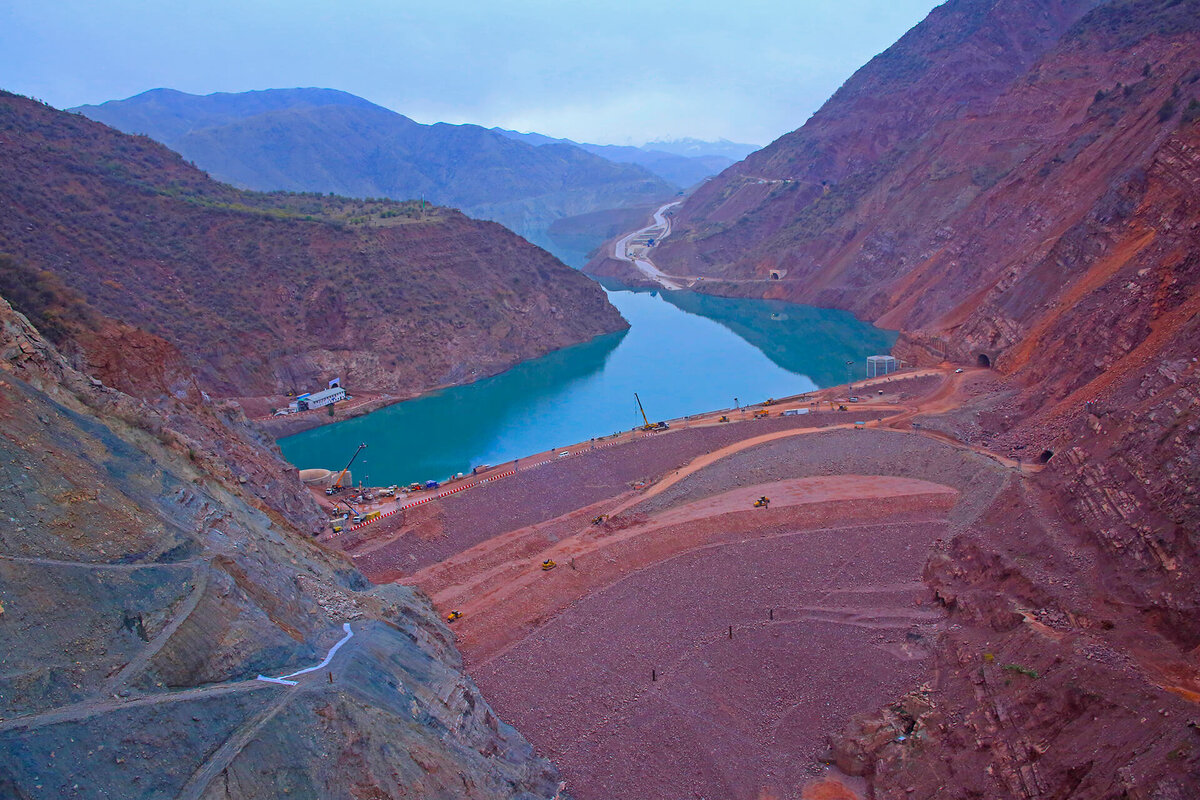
left=0, top=91, right=626, bottom=403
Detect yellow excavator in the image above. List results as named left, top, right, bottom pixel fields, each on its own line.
left=718, top=415, right=730, bottom=423
left=591, top=514, right=608, bottom=525
left=635, top=393, right=669, bottom=431
left=446, top=610, right=462, bottom=622
left=753, top=496, right=771, bottom=508
left=541, top=559, right=557, bottom=571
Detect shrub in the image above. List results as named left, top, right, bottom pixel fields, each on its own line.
left=1002, top=663, right=1039, bottom=679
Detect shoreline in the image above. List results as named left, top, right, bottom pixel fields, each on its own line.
left=313, top=367, right=962, bottom=541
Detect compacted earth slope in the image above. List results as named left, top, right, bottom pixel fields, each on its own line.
left=0, top=91, right=626, bottom=402
left=0, top=295, right=565, bottom=799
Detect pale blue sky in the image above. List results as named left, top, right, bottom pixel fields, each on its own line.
left=1, top=0, right=939, bottom=146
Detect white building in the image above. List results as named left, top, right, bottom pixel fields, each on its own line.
left=302, top=387, right=346, bottom=409
left=292, top=388, right=345, bottom=412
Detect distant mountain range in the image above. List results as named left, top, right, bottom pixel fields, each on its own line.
left=2, top=90, right=624, bottom=400
left=491, top=129, right=759, bottom=189
left=72, top=88, right=684, bottom=261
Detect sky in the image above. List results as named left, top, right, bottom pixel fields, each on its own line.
left=1, top=0, right=940, bottom=147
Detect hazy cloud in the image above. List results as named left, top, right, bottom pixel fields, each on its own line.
left=2, top=0, right=938, bottom=146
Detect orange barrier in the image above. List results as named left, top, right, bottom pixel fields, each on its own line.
left=330, top=469, right=519, bottom=537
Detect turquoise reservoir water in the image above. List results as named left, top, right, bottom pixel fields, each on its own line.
left=279, top=286, right=896, bottom=486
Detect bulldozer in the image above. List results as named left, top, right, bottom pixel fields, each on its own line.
left=718, top=415, right=730, bottom=423
left=446, top=610, right=462, bottom=622
left=753, top=409, right=769, bottom=419
left=541, top=559, right=558, bottom=571
left=753, top=496, right=771, bottom=508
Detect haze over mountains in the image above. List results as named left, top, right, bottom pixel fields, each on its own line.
left=491, top=128, right=758, bottom=190
left=3, top=0, right=1200, bottom=797
left=72, top=88, right=752, bottom=264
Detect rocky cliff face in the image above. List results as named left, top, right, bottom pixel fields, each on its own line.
left=0, top=91, right=626, bottom=402
left=0, top=294, right=565, bottom=799
left=618, top=0, right=1200, bottom=796
left=637, top=0, right=1200, bottom=590
left=647, top=0, right=1198, bottom=372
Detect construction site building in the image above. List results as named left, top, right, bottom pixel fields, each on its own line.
left=867, top=355, right=898, bottom=378
left=291, top=387, right=345, bottom=411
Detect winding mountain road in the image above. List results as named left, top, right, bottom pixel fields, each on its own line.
left=612, top=201, right=684, bottom=289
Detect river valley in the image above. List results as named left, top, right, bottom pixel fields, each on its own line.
left=279, top=282, right=896, bottom=486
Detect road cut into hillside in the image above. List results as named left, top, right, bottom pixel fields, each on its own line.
left=451, top=477, right=954, bottom=800
left=395, top=466, right=963, bottom=800
left=337, top=368, right=1028, bottom=800
left=411, top=475, right=956, bottom=664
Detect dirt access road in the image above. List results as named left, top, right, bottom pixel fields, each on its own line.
left=612, top=201, right=684, bottom=289
left=351, top=366, right=1025, bottom=800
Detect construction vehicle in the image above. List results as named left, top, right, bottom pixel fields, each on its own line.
left=753, top=409, right=769, bottom=419
left=762, top=398, right=776, bottom=406
left=753, top=496, right=771, bottom=508
left=326, top=443, right=367, bottom=495
left=634, top=392, right=670, bottom=431
left=718, top=415, right=730, bottom=423
left=446, top=610, right=462, bottom=622
left=591, top=514, right=608, bottom=525
left=541, top=559, right=557, bottom=571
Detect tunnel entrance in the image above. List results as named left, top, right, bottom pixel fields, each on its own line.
left=977, top=353, right=991, bottom=368
left=1039, top=450, right=1055, bottom=464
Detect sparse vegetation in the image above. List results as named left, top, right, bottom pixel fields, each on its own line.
left=0, top=91, right=620, bottom=398
left=1002, top=663, right=1040, bottom=679
left=0, top=254, right=96, bottom=343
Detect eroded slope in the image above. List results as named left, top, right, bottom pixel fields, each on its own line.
left=0, top=296, right=564, bottom=799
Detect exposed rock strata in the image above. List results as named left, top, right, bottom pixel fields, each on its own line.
left=586, top=0, right=1200, bottom=796
left=0, top=295, right=565, bottom=798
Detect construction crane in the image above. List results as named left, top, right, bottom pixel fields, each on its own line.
left=326, top=443, right=367, bottom=495
left=328, top=498, right=360, bottom=532
left=634, top=393, right=669, bottom=432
